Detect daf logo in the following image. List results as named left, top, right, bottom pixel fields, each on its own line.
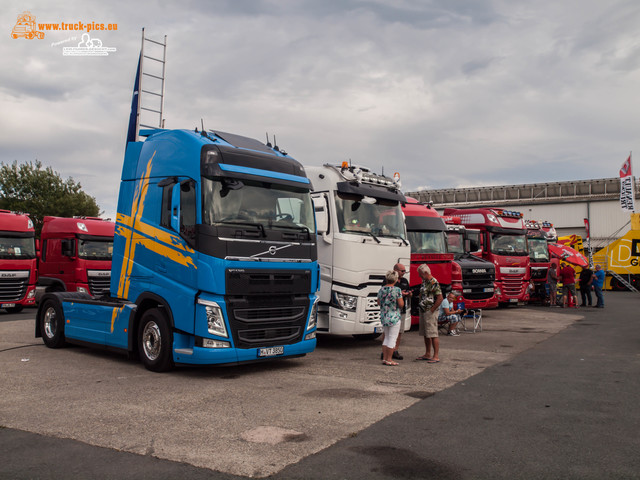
left=268, top=246, right=277, bottom=255
left=1, top=273, right=18, bottom=278
left=472, top=269, right=487, bottom=274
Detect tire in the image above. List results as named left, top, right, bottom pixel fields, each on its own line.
left=39, top=299, right=66, bottom=348
left=610, top=277, right=628, bottom=291
left=5, top=305, right=24, bottom=314
left=137, top=308, right=174, bottom=372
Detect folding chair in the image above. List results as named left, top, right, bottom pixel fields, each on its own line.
left=457, top=302, right=482, bottom=333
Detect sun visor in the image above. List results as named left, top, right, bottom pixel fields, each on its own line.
left=336, top=181, right=406, bottom=203
left=405, top=215, right=446, bottom=232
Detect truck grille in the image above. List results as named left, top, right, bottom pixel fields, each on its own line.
left=365, top=296, right=380, bottom=323
left=502, top=275, right=525, bottom=296
left=462, top=268, right=495, bottom=300
left=226, top=296, right=308, bottom=348
left=530, top=267, right=548, bottom=281
left=88, top=276, right=110, bottom=296
left=0, top=271, right=29, bottom=302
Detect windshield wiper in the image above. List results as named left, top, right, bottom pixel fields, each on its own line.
left=216, top=220, right=266, bottom=237
left=364, top=231, right=381, bottom=244
left=272, top=224, right=311, bottom=239
left=385, top=234, right=408, bottom=246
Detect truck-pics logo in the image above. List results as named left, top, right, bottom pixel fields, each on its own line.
left=11, top=11, right=44, bottom=39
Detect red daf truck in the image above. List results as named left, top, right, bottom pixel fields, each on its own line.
left=443, top=207, right=530, bottom=306
left=402, top=198, right=453, bottom=324
left=37, top=216, right=115, bottom=297
left=526, top=220, right=557, bottom=303
left=0, top=210, right=37, bottom=312
left=443, top=218, right=498, bottom=310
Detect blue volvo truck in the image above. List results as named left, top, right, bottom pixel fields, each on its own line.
left=36, top=127, right=319, bottom=371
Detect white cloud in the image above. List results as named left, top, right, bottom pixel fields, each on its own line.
left=2, top=0, right=640, bottom=220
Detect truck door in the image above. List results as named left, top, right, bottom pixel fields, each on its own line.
left=311, top=192, right=333, bottom=304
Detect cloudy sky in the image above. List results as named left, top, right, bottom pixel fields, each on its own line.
left=2, top=0, right=639, bottom=218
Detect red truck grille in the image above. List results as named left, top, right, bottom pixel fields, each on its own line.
left=0, top=273, right=29, bottom=302
left=502, top=276, right=525, bottom=296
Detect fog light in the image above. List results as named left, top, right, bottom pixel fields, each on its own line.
left=202, top=338, right=230, bottom=349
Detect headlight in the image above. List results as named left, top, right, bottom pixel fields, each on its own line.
left=308, top=297, right=319, bottom=330
left=27, top=289, right=36, bottom=299
left=197, top=299, right=228, bottom=337
left=77, top=286, right=89, bottom=294
left=332, top=291, right=357, bottom=311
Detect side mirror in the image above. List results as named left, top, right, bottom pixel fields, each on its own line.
left=61, top=239, right=76, bottom=258
left=170, top=183, right=181, bottom=232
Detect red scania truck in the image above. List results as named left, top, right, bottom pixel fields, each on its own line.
left=443, top=207, right=530, bottom=306
left=402, top=198, right=453, bottom=324
left=37, top=216, right=115, bottom=297
left=0, top=210, right=37, bottom=312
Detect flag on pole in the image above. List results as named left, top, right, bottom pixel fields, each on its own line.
left=620, top=154, right=635, bottom=212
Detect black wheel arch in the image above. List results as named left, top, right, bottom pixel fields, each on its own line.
left=128, top=292, right=175, bottom=355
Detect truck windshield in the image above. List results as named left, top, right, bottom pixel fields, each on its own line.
left=202, top=178, right=316, bottom=232
left=78, top=240, right=113, bottom=260
left=407, top=231, right=446, bottom=254
left=490, top=233, right=528, bottom=256
left=446, top=231, right=464, bottom=254
left=528, top=237, right=550, bottom=262
left=334, top=193, right=405, bottom=239
left=0, top=236, right=36, bottom=259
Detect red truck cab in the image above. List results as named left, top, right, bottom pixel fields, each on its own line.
left=38, top=216, right=114, bottom=297
left=0, top=210, right=37, bottom=312
left=402, top=198, right=453, bottom=324
left=444, top=207, right=530, bottom=306
left=526, top=220, right=556, bottom=303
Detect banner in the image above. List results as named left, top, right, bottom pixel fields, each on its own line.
left=620, top=155, right=635, bottom=212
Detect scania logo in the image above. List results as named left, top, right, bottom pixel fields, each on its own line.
left=472, top=268, right=487, bottom=274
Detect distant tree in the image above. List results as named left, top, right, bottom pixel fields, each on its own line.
left=0, top=160, right=101, bottom=235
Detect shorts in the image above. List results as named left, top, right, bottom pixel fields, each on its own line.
left=419, top=309, right=438, bottom=338
left=563, top=284, right=576, bottom=297
left=382, top=323, right=401, bottom=348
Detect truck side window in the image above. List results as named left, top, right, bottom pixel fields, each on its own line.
left=160, top=184, right=173, bottom=229
left=180, top=180, right=196, bottom=244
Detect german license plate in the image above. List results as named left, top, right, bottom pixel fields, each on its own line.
left=258, top=346, right=284, bottom=357
left=509, top=298, right=518, bottom=303
left=1, top=303, right=16, bottom=308
left=374, top=326, right=383, bottom=333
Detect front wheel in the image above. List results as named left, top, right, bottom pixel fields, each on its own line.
left=39, top=299, right=66, bottom=348
left=138, top=308, right=174, bottom=372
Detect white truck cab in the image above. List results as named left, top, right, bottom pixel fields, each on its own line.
left=307, top=163, right=411, bottom=336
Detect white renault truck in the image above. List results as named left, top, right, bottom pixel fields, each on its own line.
left=307, top=163, right=411, bottom=337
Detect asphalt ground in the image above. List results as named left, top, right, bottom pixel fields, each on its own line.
left=1, top=292, right=638, bottom=479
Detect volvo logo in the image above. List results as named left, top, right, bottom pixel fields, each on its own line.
left=268, top=246, right=277, bottom=255
left=251, top=244, right=293, bottom=258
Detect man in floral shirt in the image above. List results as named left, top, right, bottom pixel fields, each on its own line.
left=416, top=263, right=443, bottom=363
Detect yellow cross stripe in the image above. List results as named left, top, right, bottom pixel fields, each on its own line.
left=117, top=153, right=154, bottom=299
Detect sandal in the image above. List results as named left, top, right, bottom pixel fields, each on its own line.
left=382, top=360, right=399, bottom=366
